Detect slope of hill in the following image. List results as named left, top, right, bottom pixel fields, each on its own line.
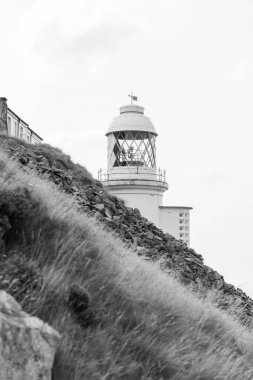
left=1, top=136, right=252, bottom=325
left=1, top=136, right=253, bottom=379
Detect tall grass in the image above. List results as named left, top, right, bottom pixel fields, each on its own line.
left=1, top=152, right=253, bottom=379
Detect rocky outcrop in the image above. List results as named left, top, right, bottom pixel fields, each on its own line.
left=1, top=136, right=253, bottom=324
left=0, top=290, right=60, bottom=380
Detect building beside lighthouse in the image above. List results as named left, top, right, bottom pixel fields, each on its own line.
left=0, top=97, right=43, bottom=144
left=98, top=98, right=192, bottom=246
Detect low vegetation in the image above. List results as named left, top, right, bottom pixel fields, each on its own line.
left=1, top=147, right=253, bottom=379
left=0, top=134, right=95, bottom=185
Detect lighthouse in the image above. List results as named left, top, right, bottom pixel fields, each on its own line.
left=98, top=95, right=192, bottom=246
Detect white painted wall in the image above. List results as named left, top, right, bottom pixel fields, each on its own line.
left=108, top=186, right=163, bottom=226
left=7, top=109, right=42, bottom=144
left=159, top=209, right=179, bottom=236
left=159, top=207, right=191, bottom=246
left=30, top=133, right=42, bottom=144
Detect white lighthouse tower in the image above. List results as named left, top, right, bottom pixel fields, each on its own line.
left=99, top=95, right=192, bottom=246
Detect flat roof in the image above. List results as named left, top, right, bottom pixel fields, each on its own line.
left=159, top=206, right=193, bottom=210
left=8, top=107, right=43, bottom=141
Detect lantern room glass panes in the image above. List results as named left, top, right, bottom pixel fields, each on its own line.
left=112, top=131, right=156, bottom=168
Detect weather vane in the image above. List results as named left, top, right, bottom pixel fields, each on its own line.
left=128, top=91, right=138, bottom=104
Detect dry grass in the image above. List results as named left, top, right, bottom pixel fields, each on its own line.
left=1, top=152, right=253, bottom=380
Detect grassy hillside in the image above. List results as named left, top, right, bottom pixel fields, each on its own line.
left=1, top=138, right=253, bottom=379
left=1, top=136, right=252, bottom=325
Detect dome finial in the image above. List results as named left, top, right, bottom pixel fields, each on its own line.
left=128, top=91, right=138, bottom=104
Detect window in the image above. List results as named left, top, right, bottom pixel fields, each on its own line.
left=180, top=226, right=183, bottom=231
left=179, top=234, right=183, bottom=238
left=112, top=131, right=156, bottom=168
left=27, top=135, right=30, bottom=142
left=7, top=116, right=11, bottom=134
left=15, top=122, right=19, bottom=137
left=179, top=213, right=183, bottom=217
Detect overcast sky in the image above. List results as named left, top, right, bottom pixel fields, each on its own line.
left=1, top=0, right=253, bottom=296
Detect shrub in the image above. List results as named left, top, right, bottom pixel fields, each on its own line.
left=0, top=253, right=42, bottom=308
left=0, top=187, right=41, bottom=246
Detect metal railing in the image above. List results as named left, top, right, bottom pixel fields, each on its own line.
left=98, top=167, right=167, bottom=183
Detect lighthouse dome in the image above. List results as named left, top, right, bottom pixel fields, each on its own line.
left=106, top=104, right=158, bottom=136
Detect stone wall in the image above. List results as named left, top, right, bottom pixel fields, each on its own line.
left=0, top=97, right=8, bottom=134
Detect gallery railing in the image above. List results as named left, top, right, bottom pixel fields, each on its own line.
left=98, top=167, right=167, bottom=183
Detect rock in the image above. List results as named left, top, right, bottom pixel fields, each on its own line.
left=146, top=232, right=154, bottom=240
left=104, top=208, right=112, bottom=219
left=164, top=233, right=171, bottom=241
left=133, top=236, right=144, bottom=246
left=0, top=290, right=60, bottom=380
left=113, top=215, right=121, bottom=224
left=154, top=235, right=163, bottom=241
left=133, top=208, right=141, bottom=216
left=94, top=203, right=105, bottom=211
left=136, top=247, right=149, bottom=256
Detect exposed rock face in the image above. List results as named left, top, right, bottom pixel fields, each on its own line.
left=1, top=136, right=253, bottom=324
left=0, top=290, right=60, bottom=380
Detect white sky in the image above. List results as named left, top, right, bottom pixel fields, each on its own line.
left=1, top=0, right=253, bottom=296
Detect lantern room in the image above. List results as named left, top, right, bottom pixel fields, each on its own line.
left=106, top=104, right=158, bottom=171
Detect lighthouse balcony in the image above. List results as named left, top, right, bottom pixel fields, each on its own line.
left=98, top=166, right=168, bottom=192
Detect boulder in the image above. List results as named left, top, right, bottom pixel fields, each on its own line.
left=0, top=290, right=60, bottom=380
